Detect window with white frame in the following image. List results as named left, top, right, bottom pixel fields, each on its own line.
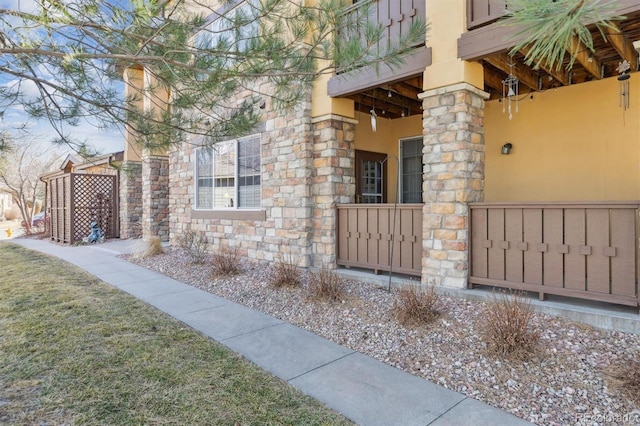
left=196, top=135, right=261, bottom=209
left=400, top=137, right=424, bottom=203
left=195, top=0, right=259, bottom=56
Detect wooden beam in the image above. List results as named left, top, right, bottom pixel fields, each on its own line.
left=519, top=46, right=570, bottom=86
left=370, top=88, right=421, bottom=111
left=384, top=82, right=420, bottom=100
left=569, top=35, right=602, bottom=79
left=483, top=66, right=505, bottom=93
left=352, top=94, right=407, bottom=118
left=484, top=53, right=540, bottom=91
left=605, top=22, right=639, bottom=73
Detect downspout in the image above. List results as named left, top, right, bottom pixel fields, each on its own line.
left=108, top=154, right=120, bottom=238
left=39, top=175, right=48, bottom=236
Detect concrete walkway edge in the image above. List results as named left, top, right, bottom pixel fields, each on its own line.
left=6, top=238, right=531, bottom=426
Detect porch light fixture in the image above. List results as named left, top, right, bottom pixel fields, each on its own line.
left=502, top=62, right=519, bottom=120
left=370, top=108, right=377, bottom=132
left=617, top=60, right=631, bottom=110
left=501, top=142, right=513, bottom=155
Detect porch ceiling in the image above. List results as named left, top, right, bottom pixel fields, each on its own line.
left=347, top=75, right=424, bottom=120
left=474, top=9, right=640, bottom=99
left=336, top=6, right=640, bottom=118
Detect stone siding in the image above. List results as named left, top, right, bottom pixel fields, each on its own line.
left=311, top=115, right=356, bottom=268
left=142, top=154, right=170, bottom=241
left=169, top=92, right=317, bottom=266
left=119, top=161, right=143, bottom=239
left=420, top=83, right=489, bottom=288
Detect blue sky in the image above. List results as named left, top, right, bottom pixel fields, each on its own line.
left=0, top=0, right=125, bottom=155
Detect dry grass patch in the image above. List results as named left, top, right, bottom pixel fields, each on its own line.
left=606, top=359, right=640, bottom=406
left=308, top=267, right=343, bottom=301
left=132, top=236, right=164, bottom=259
left=211, top=246, right=241, bottom=277
left=481, top=290, right=541, bottom=361
left=392, top=284, right=440, bottom=326
left=269, top=254, right=302, bottom=288
left=0, top=243, right=352, bottom=426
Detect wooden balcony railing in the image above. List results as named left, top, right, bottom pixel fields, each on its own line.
left=469, top=202, right=640, bottom=307
left=336, top=0, right=426, bottom=69
left=467, top=0, right=507, bottom=30
left=336, top=204, right=423, bottom=276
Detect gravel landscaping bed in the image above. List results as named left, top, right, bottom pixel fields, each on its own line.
left=127, top=247, right=640, bottom=425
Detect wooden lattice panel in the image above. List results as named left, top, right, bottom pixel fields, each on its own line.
left=71, top=174, right=117, bottom=243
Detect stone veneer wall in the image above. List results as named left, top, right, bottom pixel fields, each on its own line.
left=169, top=97, right=316, bottom=267
left=420, top=83, right=489, bottom=288
left=119, top=161, right=143, bottom=239
left=311, top=115, right=356, bottom=268
left=142, top=154, right=170, bottom=241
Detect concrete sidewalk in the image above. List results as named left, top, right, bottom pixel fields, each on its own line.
left=7, top=238, right=531, bottom=426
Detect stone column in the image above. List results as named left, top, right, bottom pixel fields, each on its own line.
left=311, top=114, right=357, bottom=268
left=119, top=161, right=143, bottom=239
left=142, top=153, right=170, bottom=241
left=420, top=83, right=489, bottom=288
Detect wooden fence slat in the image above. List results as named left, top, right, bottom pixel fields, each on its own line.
left=347, top=208, right=358, bottom=262
left=368, top=208, right=380, bottom=266
left=379, top=207, right=391, bottom=269
left=610, top=208, right=637, bottom=297
left=471, top=208, right=488, bottom=278
left=413, top=207, right=422, bottom=271
left=543, top=209, right=564, bottom=288
left=357, top=207, right=368, bottom=264
left=487, top=208, right=505, bottom=280
left=564, top=209, right=586, bottom=291
left=504, top=208, right=523, bottom=283
left=586, top=209, right=610, bottom=294
left=523, top=208, right=543, bottom=285
left=400, top=208, right=412, bottom=269
left=337, top=207, right=349, bottom=261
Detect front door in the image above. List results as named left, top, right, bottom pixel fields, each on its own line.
left=355, top=150, right=387, bottom=203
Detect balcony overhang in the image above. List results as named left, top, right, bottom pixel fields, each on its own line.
left=328, top=46, right=431, bottom=98
left=459, top=0, right=640, bottom=98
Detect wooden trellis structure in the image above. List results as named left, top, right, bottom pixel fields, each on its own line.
left=47, top=173, right=118, bottom=244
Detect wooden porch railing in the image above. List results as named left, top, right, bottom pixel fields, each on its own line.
left=336, top=204, right=423, bottom=276
left=469, top=202, right=640, bottom=307
left=467, top=0, right=507, bottom=30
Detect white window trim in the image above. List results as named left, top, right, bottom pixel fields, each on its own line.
left=194, top=134, right=262, bottom=211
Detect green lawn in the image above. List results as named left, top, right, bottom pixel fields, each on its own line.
left=0, top=243, right=352, bottom=425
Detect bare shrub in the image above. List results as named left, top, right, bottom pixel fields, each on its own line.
left=606, top=359, right=640, bottom=406
left=211, top=246, right=241, bottom=277
left=269, top=254, right=302, bottom=288
left=392, top=284, right=440, bottom=326
left=482, top=290, right=540, bottom=361
left=308, top=267, right=343, bottom=301
left=132, top=236, right=164, bottom=259
left=4, top=208, right=19, bottom=221
left=177, top=229, right=209, bottom=264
